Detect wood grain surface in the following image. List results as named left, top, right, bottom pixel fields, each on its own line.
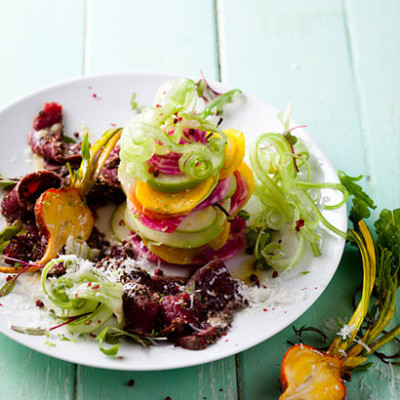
left=0, top=1, right=398, bottom=399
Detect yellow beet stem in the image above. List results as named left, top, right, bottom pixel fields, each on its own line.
left=347, top=274, right=397, bottom=358
left=92, top=130, right=122, bottom=183
left=0, top=265, right=40, bottom=273
left=75, top=128, right=122, bottom=197
left=367, top=315, right=400, bottom=354
left=329, top=221, right=376, bottom=355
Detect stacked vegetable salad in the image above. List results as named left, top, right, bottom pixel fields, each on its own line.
left=118, top=79, right=254, bottom=265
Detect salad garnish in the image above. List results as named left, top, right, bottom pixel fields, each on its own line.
left=244, top=109, right=349, bottom=270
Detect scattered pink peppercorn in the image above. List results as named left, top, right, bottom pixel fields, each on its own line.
left=295, top=219, right=305, bottom=232
left=35, top=299, right=44, bottom=309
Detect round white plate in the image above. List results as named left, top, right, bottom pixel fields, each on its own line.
left=0, top=72, right=347, bottom=370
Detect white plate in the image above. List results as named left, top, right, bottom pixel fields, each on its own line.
left=0, top=72, right=347, bottom=370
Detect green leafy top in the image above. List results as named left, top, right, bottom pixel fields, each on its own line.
left=198, top=89, right=242, bottom=118
left=338, top=171, right=376, bottom=226
left=130, top=92, right=138, bottom=110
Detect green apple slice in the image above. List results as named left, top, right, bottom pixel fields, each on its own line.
left=124, top=206, right=226, bottom=249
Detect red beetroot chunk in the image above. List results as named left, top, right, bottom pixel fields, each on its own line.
left=33, top=102, right=63, bottom=130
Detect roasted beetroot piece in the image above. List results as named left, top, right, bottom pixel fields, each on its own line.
left=33, top=102, right=62, bottom=131
left=3, top=224, right=47, bottom=263
left=101, top=144, right=120, bottom=179
left=160, top=293, right=202, bottom=326
left=86, top=178, right=125, bottom=206
left=1, top=188, right=32, bottom=224
left=86, top=227, right=108, bottom=253
left=123, top=267, right=153, bottom=287
left=150, top=275, right=188, bottom=296
left=123, top=283, right=160, bottom=334
left=16, top=170, right=62, bottom=211
left=186, top=259, right=245, bottom=312
left=87, top=144, right=124, bottom=205
left=29, top=103, right=82, bottom=178
left=1, top=171, right=62, bottom=224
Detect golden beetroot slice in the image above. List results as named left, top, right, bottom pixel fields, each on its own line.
left=142, top=239, right=204, bottom=265
left=135, top=176, right=217, bottom=216
left=280, top=344, right=346, bottom=400
left=35, top=188, right=94, bottom=264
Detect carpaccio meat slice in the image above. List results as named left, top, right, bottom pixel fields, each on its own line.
left=186, top=258, right=246, bottom=312
left=28, top=103, right=82, bottom=173
left=103, top=256, right=246, bottom=350
left=27, top=102, right=124, bottom=202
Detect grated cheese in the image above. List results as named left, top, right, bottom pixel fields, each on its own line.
left=336, top=324, right=357, bottom=340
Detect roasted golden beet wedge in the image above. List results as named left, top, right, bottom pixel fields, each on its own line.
left=280, top=344, right=346, bottom=400
left=35, top=128, right=122, bottom=266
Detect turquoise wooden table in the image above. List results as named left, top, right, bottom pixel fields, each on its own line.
left=0, top=1, right=399, bottom=399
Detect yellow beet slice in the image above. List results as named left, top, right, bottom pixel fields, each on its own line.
left=135, top=176, right=217, bottom=216
left=209, top=220, right=230, bottom=250
left=142, top=239, right=205, bottom=265
left=142, top=221, right=231, bottom=264
left=219, top=129, right=245, bottom=180
left=237, top=161, right=255, bottom=209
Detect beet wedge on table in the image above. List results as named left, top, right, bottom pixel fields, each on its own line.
left=279, top=212, right=400, bottom=400
left=0, top=128, right=122, bottom=273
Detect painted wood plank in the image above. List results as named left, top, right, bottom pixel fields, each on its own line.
left=0, top=0, right=86, bottom=107
left=0, top=334, right=75, bottom=400
left=86, top=0, right=219, bottom=80
left=77, top=358, right=237, bottom=400
left=344, top=0, right=400, bottom=212
left=342, top=2, right=400, bottom=398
